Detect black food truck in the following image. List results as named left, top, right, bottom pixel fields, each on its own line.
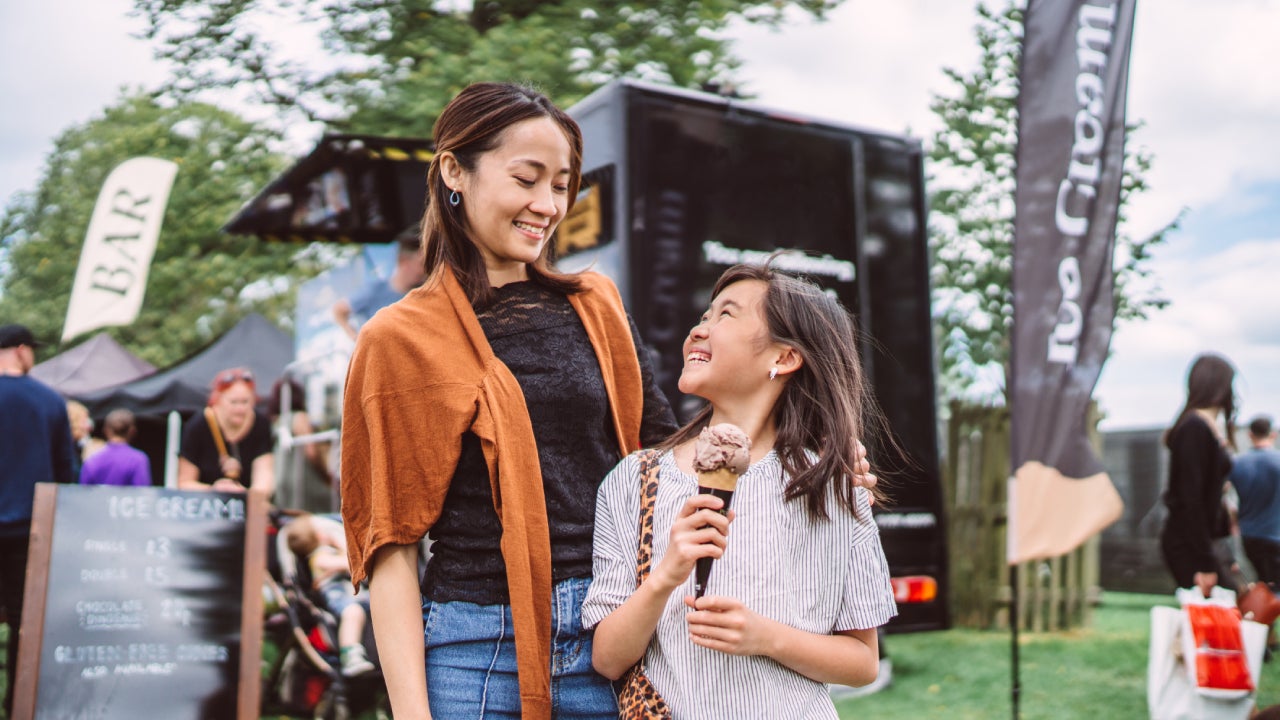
left=557, top=81, right=947, bottom=632
left=225, top=79, right=949, bottom=633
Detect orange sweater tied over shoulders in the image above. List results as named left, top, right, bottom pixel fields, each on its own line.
left=341, top=266, right=645, bottom=719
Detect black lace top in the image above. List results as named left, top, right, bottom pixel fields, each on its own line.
left=421, top=280, right=678, bottom=604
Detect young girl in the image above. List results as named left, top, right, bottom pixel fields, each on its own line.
left=583, top=263, right=896, bottom=718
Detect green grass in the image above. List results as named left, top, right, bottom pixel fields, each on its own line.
left=838, top=592, right=1280, bottom=719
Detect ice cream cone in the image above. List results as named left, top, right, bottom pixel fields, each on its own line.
left=696, top=468, right=740, bottom=492
left=692, top=423, right=751, bottom=598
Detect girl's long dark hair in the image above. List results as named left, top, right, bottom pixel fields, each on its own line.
left=1166, top=353, right=1237, bottom=451
left=659, top=262, right=896, bottom=519
left=420, top=82, right=584, bottom=306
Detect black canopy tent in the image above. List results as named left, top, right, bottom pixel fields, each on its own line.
left=222, top=133, right=434, bottom=244
left=74, top=313, right=294, bottom=418
left=30, top=332, right=157, bottom=397
left=71, top=314, right=294, bottom=486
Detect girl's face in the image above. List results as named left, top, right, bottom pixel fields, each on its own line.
left=453, top=117, right=573, bottom=281
left=214, top=381, right=256, bottom=428
left=679, top=279, right=775, bottom=399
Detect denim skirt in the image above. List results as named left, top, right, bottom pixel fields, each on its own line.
left=423, top=576, right=618, bottom=719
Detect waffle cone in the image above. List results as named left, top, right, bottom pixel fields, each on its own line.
left=697, top=468, right=740, bottom=491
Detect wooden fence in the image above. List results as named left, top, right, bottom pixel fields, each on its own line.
left=943, top=402, right=1101, bottom=631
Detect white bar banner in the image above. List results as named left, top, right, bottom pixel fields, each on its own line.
left=62, top=157, right=179, bottom=341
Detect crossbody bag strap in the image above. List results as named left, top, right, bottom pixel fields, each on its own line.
left=204, top=407, right=229, bottom=461
left=618, top=447, right=675, bottom=719
left=634, top=448, right=662, bottom=586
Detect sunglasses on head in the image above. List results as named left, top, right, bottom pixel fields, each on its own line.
left=214, top=369, right=254, bottom=388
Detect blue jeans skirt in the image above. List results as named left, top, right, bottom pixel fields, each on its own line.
left=423, top=576, right=617, bottom=719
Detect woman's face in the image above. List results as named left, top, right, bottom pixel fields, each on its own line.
left=679, top=279, right=774, bottom=400
left=453, top=117, right=573, bottom=281
left=215, top=381, right=256, bottom=428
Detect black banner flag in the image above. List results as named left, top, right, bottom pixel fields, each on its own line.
left=1009, top=0, right=1136, bottom=564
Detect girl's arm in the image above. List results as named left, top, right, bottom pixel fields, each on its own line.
left=591, top=493, right=732, bottom=680
left=368, top=543, right=432, bottom=719
left=683, top=595, right=880, bottom=686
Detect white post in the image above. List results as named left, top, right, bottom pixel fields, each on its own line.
left=165, top=410, right=181, bottom=488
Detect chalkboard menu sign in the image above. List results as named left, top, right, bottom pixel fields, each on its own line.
left=14, top=484, right=266, bottom=720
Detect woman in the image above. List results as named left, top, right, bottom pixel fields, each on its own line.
left=178, top=367, right=275, bottom=496
left=585, top=264, right=895, bottom=718
left=1161, top=353, right=1238, bottom=598
left=340, top=82, right=679, bottom=720
left=65, top=400, right=105, bottom=481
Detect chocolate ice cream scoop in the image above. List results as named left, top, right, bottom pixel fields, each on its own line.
left=692, top=423, right=752, bottom=476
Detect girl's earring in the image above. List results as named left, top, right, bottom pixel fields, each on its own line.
left=448, top=189, right=461, bottom=207
left=768, top=367, right=778, bottom=381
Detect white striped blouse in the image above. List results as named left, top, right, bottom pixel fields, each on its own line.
left=583, top=449, right=897, bottom=719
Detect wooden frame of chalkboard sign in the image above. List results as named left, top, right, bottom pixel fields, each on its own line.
left=13, top=484, right=268, bottom=720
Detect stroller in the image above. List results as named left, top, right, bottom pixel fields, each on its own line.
left=262, top=510, right=388, bottom=720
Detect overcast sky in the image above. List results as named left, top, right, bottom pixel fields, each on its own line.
left=2, top=0, right=1277, bottom=430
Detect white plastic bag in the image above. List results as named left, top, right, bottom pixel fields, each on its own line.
left=1148, top=587, right=1267, bottom=720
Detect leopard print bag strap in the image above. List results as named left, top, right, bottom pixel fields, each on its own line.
left=617, top=449, right=673, bottom=719
left=634, top=449, right=662, bottom=586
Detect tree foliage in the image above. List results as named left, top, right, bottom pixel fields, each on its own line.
left=927, top=0, right=1175, bottom=402
left=0, top=93, right=328, bottom=367
left=133, top=0, right=843, bottom=135
left=2, top=1, right=849, bottom=370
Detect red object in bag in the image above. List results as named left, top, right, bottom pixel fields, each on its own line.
left=1185, top=603, right=1254, bottom=693
left=1239, top=582, right=1280, bottom=626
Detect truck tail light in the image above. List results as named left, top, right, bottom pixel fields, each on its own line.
left=890, top=575, right=937, bottom=604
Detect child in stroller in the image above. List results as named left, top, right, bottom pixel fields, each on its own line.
left=263, top=511, right=385, bottom=719
left=284, top=513, right=376, bottom=677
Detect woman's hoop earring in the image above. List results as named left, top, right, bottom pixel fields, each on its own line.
left=769, top=367, right=778, bottom=381
left=448, top=189, right=461, bottom=207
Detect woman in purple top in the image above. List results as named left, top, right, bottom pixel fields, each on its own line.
left=79, top=409, right=151, bottom=487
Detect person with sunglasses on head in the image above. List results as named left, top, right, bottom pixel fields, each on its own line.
left=178, top=367, right=275, bottom=497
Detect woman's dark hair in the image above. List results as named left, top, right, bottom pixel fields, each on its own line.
left=658, top=262, right=895, bottom=518
left=420, top=82, right=584, bottom=306
left=1167, top=352, right=1237, bottom=450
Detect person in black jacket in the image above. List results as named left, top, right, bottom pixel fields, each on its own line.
left=0, top=324, right=74, bottom=716
left=1161, top=353, right=1239, bottom=597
